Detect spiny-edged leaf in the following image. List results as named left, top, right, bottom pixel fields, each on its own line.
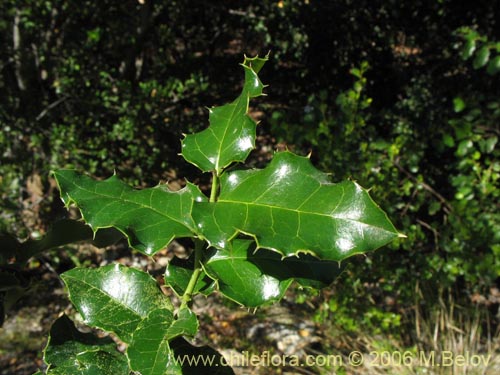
left=43, top=314, right=129, bottom=375
left=194, top=151, right=400, bottom=261
left=167, top=308, right=199, bottom=338
left=127, top=308, right=175, bottom=375
left=127, top=307, right=199, bottom=375
left=53, top=170, right=207, bottom=255
left=204, top=239, right=344, bottom=307
left=0, top=220, right=122, bottom=264
left=165, top=256, right=216, bottom=297
left=170, top=337, right=235, bottom=375
left=244, top=243, right=345, bottom=290
left=181, top=55, right=268, bottom=174
left=61, top=263, right=172, bottom=343
left=205, top=240, right=292, bottom=306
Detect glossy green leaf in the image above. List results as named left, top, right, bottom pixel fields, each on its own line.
left=61, top=263, right=172, bottom=343
left=473, top=46, right=490, bottom=69
left=43, top=314, right=129, bottom=375
left=204, top=239, right=344, bottom=307
left=204, top=240, right=292, bottom=306
left=127, top=307, right=199, bottom=375
left=167, top=308, right=199, bottom=338
left=164, top=256, right=216, bottom=297
left=53, top=170, right=206, bottom=255
left=181, top=55, right=268, bottom=174
left=194, top=152, right=400, bottom=261
left=127, top=308, right=175, bottom=375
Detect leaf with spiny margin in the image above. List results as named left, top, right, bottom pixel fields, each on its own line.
left=165, top=256, right=216, bottom=297
left=53, top=170, right=206, bottom=255
left=181, top=55, right=268, bottom=174
left=43, top=314, right=129, bottom=375
left=61, top=264, right=172, bottom=343
left=204, top=239, right=344, bottom=307
left=127, top=308, right=175, bottom=375
left=127, top=307, right=199, bottom=375
left=193, top=151, right=400, bottom=261
left=167, top=308, right=199, bottom=338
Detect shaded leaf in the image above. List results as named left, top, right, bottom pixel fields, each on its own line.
left=167, top=308, right=199, bottom=338
left=205, top=240, right=292, bottom=307
left=181, top=55, right=268, bottom=174
left=43, top=314, right=129, bottom=375
left=61, top=263, right=172, bottom=343
left=53, top=171, right=206, bottom=255
left=164, top=256, right=215, bottom=297
left=487, top=55, right=500, bottom=75
left=205, top=239, right=344, bottom=307
left=194, top=151, right=400, bottom=261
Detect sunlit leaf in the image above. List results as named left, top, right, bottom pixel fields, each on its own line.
left=53, top=171, right=207, bottom=255
left=61, top=264, right=172, bottom=343
left=194, top=152, right=400, bottom=261
left=181, top=55, right=268, bottom=174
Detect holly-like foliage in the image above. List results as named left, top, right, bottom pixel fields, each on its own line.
left=39, top=55, right=400, bottom=374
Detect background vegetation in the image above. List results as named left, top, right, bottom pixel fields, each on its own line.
left=1, top=0, right=499, bottom=373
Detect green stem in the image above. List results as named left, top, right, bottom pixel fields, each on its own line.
left=210, top=171, right=219, bottom=203
left=179, top=171, right=218, bottom=309
left=180, top=239, right=204, bottom=310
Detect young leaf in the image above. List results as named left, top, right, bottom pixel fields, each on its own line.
left=181, top=55, right=268, bottom=174
left=194, top=151, right=400, bottom=261
left=61, top=263, right=172, bottom=343
left=43, top=314, right=129, bottom=375
left=204, top=239, right=344, bottom=307
left=53, top=170, right=206, bottom=255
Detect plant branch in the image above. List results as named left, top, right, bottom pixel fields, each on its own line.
left=210, top=171, right=219, bottom=203
left=179, top=239, right=204, bottom=310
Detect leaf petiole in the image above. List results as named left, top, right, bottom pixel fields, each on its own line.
left=179, top=239, right=204, bottom=310
left=180, top=170, right=218, bottom=309
left=210, top=170, right=219, bottom=203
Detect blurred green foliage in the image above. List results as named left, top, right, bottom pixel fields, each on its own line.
left=1, top=0, right=499, bottom=340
